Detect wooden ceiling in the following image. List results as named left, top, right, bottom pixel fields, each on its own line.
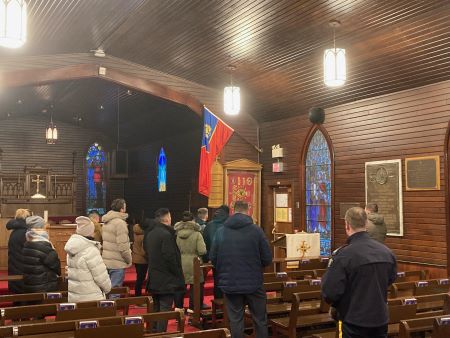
left=1, top=0, right=450, bottom=123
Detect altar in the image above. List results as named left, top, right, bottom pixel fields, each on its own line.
left=0, top=166, right=77, bottom=269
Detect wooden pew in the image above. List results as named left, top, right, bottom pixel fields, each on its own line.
left=390, top=278, right=449, bottom=298
left=388, top=293, right=449, bottom=313
left=432, top=316, right=450, bottom=338
left=272, top=257, right=329, bottom=272
left=0, top=311, right=184, bottom=338
left=270, top=292, right=334, bottom=338
left=0, top=296, right=153, bottom=325
left=395, top=270, right=428, bottom=283
left=0, top=286, right=130, bottom=308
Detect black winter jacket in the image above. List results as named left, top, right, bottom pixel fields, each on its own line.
left=144, top=219, right=185, bottom=294
left=6, top=219, right=27, bottom=294
left=22, top=240, right=61, bottom=293
left=210, top=213, right=272, bottom=294
left=203, top=210, right=229, bottom=260
left=321, top=231, right=397, bottom=327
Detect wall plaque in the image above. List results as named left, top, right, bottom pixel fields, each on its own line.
left=365, top=159, right=403, bottom=236
left=405, top=155, right=440, bottom=191
left=339, top=202, right=361, bottom=219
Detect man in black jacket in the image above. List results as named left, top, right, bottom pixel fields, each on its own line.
left=144, top=208, right=185, bottom=332
left=211, top=201, right=272, bottom=338
left=321, top=207, right=396, bottom=338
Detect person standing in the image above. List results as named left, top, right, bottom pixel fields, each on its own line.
left=211, top=201, right=272, bottom=338
left=88, top=210, right=103, bottom=243
left=101, top=198, right=132, bottom=287
left=132, top=222, right=148, bottom=297
left=174, top=211, right=207, bottom=312
left=321, top=207, right=397, bottom=338
left=365, top=203, right=388, bottom=243
left=144, top=208, right=185, bottom=332
left=22, top=216, right=61, bottom=293
left=203, top=204, right=229, bottom=299
left=65, top=216, right=111, bottom=302
left=6, top=208, right=31, bottom=294
left=195, top=207, right=208, bottom=232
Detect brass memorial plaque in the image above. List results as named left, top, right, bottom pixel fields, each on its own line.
left=405, top=156, right=440, bottom=191
left=365, top=159, right=403, bottom=236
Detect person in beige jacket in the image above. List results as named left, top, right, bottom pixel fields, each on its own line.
left=101, top=198, right=132, bottom=287
left=132, top=223, right=147, bottom=296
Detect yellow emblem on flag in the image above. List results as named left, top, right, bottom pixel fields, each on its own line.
left=204, top=124, right=212, bottom=139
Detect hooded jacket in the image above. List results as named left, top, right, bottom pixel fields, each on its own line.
left=175, top=221, right=207, bottom=284
left=203, top=209, right=229, bottom=260
left=65, top=234, right=111, bottom=302
left=132, top=224, right=147, bottom=265
left=22, top=235, right=60, bottom=293
left=367, top=212, right=387, bottom=243
left=144, top=219, right=185, bottom=294
left=210, top=213, right=272, bottom=294
left=6, top=218, right=27, bottom=293
left=101, top=210, right=132, bottom=269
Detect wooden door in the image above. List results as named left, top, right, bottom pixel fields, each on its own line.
left=273, top=186, right=293, bottom=234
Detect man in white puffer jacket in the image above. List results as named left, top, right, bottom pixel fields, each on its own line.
left=65, top=216, right=111, bottom=302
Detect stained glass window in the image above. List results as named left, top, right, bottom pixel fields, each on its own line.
left=158, top=147, right=167, bottom=192
left=86, top=143, right=106, bottom=214
left=305, top=129, right=332, bottom=256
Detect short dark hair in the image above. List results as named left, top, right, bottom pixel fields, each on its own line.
left=155, top=208, right=170, bottom=221
left=111, top=198, right=126, bottom=212
left=182, top=211, right=194, bottom=222
left=234, top=201, right=249, bottom=213
left=365, top=203, right=378, bottom=213
left=197, top=208, right=208, bottom=217
left=345, top=207, right=367, bottom=230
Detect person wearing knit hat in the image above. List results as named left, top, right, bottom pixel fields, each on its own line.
left=26, top=215, right=46, bottom=229
left=75, top=216, right=95, bottom=238
left=22, top=216, right=60, bottom=293
left=65, top=216, right=111, bottom=302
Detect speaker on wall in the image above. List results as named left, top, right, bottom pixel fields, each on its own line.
left=309, top=107, right=325, bottom=124
left=111, top=149, right=128, bottom=178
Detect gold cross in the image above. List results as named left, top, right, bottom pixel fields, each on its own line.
left=297, top=240, right=311, bottom=259
left=32, top=175, right=44, bottom=194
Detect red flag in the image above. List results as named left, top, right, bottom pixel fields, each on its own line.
left=198, top=107, right=234, bottom=196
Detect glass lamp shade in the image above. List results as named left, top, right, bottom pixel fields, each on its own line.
left=0, top=0, right=27, bottom=48
left=323, top=48, right=346, bottom=87
left=46, top=123, right=57, bottom=144
left=224, top=86, right=240, bottom=115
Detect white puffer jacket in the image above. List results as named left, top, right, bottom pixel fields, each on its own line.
left=65, top=234, right=111, bottom=302
left=101, top=211, right=132, bottom=269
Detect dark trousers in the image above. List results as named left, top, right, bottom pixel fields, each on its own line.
left=224, top=287, right=268, bottom=338
left=134, top=263, right=148, bottom=297
left=212, top=268, right=223, bottom=299
left=173, top=283, right=205, bottom=309
left=152, top=294, right=174, bottom=332
left=341, top=322, right=388, bottom=338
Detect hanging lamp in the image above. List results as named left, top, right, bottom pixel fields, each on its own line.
left=224, top=65, right=240, bottom=115
left=46, top=111, right=58, bottom=144
left=324, top=19, right=346, bottom=87
left=0, top=0, right=27, bottom=48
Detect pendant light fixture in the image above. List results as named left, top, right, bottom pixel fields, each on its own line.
left=46, top=110, right=58, bottom=145
left=323, top=19, right=346, bottom=87
left=224, top=65, right=240, bottom=115
left=0, top=0, right=27, bottom=48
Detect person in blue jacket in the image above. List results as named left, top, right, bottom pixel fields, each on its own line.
left=210, top=201, right=272, bottom=338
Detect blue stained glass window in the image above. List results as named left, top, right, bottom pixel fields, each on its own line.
left=86, top=143, right=106, bottom=215
left=305, top=130, right=332, bottom=256
left=158, top=147, right=167, bottom=192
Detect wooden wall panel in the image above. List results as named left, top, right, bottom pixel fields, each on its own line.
left=0, top=117, right=116, bottom=216
left=260, top=80, right=450, bottom=273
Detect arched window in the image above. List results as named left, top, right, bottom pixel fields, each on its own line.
left=305, top=128, right=333, bottom=256
left=86, top=143, right=106, bottom=214
left=158, top=147, right=167, bottom=192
